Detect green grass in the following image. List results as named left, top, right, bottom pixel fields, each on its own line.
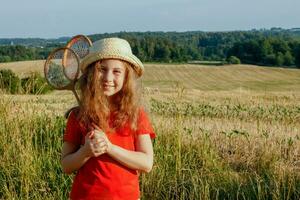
left=1, top=91, right=300, bottom=199
left=1, top=62, right=300, bottom=199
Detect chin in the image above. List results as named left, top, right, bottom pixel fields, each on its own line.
left=104, top=92, right=112, bottom=96
left=104, top=91, right=116, bottom=97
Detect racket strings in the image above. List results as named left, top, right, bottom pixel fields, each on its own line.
left=69, top=38, right=90, bottom=59
left=63, top=49, right=79, bottom=80
left=45, top=49, right=70, bottom=88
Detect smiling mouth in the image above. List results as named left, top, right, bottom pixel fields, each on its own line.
left=103, top=85, right=114, bottom=89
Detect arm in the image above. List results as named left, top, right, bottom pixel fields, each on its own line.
left=61, top=141, right=90, bottom=174
left=107, top=134, right=154, bottom=173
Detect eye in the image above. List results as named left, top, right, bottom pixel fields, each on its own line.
left=100, top=67, right=107, bottom=72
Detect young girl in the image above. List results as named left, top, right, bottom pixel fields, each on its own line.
left=61, top=38, right=155, bottom=200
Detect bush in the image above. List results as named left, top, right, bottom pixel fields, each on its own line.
left=0, top=69, right=21, bottom=94
left=264, top=54, right=277, bottom=65
left=0, top=55, right=11, bottom=62
left=21, top=72, right=53, bottom=94
left=0, top=70, right=54, bottom=95
left=227, top=56, right=241, bottom=64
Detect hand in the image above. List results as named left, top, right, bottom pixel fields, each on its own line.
left=82, top=130, right=108, bottom=158
left=92, top=123, right=112, bottom=153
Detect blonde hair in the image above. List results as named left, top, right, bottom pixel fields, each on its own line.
left=78, top=59, right=141, bottom=132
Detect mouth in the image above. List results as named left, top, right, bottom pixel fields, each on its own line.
left=103, top=84, right=114, bottom=89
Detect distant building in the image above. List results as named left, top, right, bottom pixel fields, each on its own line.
left=290, top=28, right=300, bottom=32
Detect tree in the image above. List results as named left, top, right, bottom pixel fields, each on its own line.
left=283, top=51, right=294, bottom=66
left=227, top=56, right=241, bottom=64
left=154, top=42, right=171, bottom=62
left=275, top=52, right=284, bottom=66
left=293, top=43, right=300, bottom=67
left=264, top=54, right=277, bottom=65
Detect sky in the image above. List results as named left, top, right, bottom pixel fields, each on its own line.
left=0, top=0, right=299, bottom=38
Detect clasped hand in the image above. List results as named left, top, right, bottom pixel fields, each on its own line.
left=83, top=124, right=111, bottom=158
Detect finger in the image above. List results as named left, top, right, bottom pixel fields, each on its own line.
left=94, top=131, right=106, bottom=140
left=85, top=131, right=94, bottom=141
left=92, top=122, right=101, bottom=130
left=97, top=141, right=108, bottom=149
left=88, top=130, right=95, bottom=139
left=95, top=148, right=106, bottom=155
left=92, top=137, right=106, bottom=143
left=93, top=149, right=105, bottom=156
left=93, top=143, right=99, bottom=149
left=87, top=124, right=94, bottom=132
left=93, top=141, right=106, bottom=149
left=92, top=150, right=101, bottom=157
left=92, top=124, right=105, bottom=136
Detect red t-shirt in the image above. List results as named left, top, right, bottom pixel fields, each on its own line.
left=63, top=108, right=155, bottom=200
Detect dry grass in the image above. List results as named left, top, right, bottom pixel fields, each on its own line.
left=1, top=89, right=300, bottom=199
left=1, top=61, right=300, bottom=199
left=0, top=60, right=45, bottom=78
left=1, top=60, right=300, bottom=91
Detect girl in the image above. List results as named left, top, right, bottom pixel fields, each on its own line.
left=61, top=38, right=155, bottom=200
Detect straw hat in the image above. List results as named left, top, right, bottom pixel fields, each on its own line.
left=80, top=38, right=144, bottom=77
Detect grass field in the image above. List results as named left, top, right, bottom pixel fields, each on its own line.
left=1, top=61, right=300, bottom=91
left=0, top=61, right=300, bottom=199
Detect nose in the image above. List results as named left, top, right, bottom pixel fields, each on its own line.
left=103, top=70, right=113, bottom=83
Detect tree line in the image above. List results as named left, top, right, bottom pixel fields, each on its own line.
left=0, top=43, right=59, bottom=62
left=1, top=30, right=300, bottom=67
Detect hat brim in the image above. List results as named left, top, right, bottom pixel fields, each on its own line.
left=80, top=53, right=144, bottom=77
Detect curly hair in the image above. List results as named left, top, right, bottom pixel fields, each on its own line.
left=77, top=59, right=141, bottom=133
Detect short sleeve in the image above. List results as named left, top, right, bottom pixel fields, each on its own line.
left=136, top=108, right=156, bottom=139
left=63, top=111, right=82, bottom=145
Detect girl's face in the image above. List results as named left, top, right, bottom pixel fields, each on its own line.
left=99, top=59, right=126, bottom=97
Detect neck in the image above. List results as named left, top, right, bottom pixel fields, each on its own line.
left=107, top=92, right=122, bottom=111
left=108, top=97, right=118, bottom=112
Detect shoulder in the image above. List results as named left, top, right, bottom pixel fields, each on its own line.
left=136, top=106, right=156, bottom=138
left=65, top=106, right=82, bottom=128
left=137, top=106, right=153, bottom=125
left=138, top=106, right=149, bottom=119
left=64, top=107, right=83, bottom=145
left=138, top=106, right=151, bottom=115
left=64, top=106, right=80, bottom=119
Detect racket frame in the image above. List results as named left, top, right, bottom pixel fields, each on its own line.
left=44, top=47, right=81, bottom=104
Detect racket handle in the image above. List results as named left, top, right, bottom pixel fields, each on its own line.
left=72, top=89, right=81, bottom=105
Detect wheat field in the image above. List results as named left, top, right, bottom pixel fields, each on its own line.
left=0, top=61, right=300, bottom=199
left=1, top=61, right=300, bottom=91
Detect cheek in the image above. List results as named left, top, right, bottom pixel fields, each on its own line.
left=116, top=73, right=125, bottom=83
left=98, top=73, right=105, bottom=82
left=120, top=75, right=126, bottom=86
